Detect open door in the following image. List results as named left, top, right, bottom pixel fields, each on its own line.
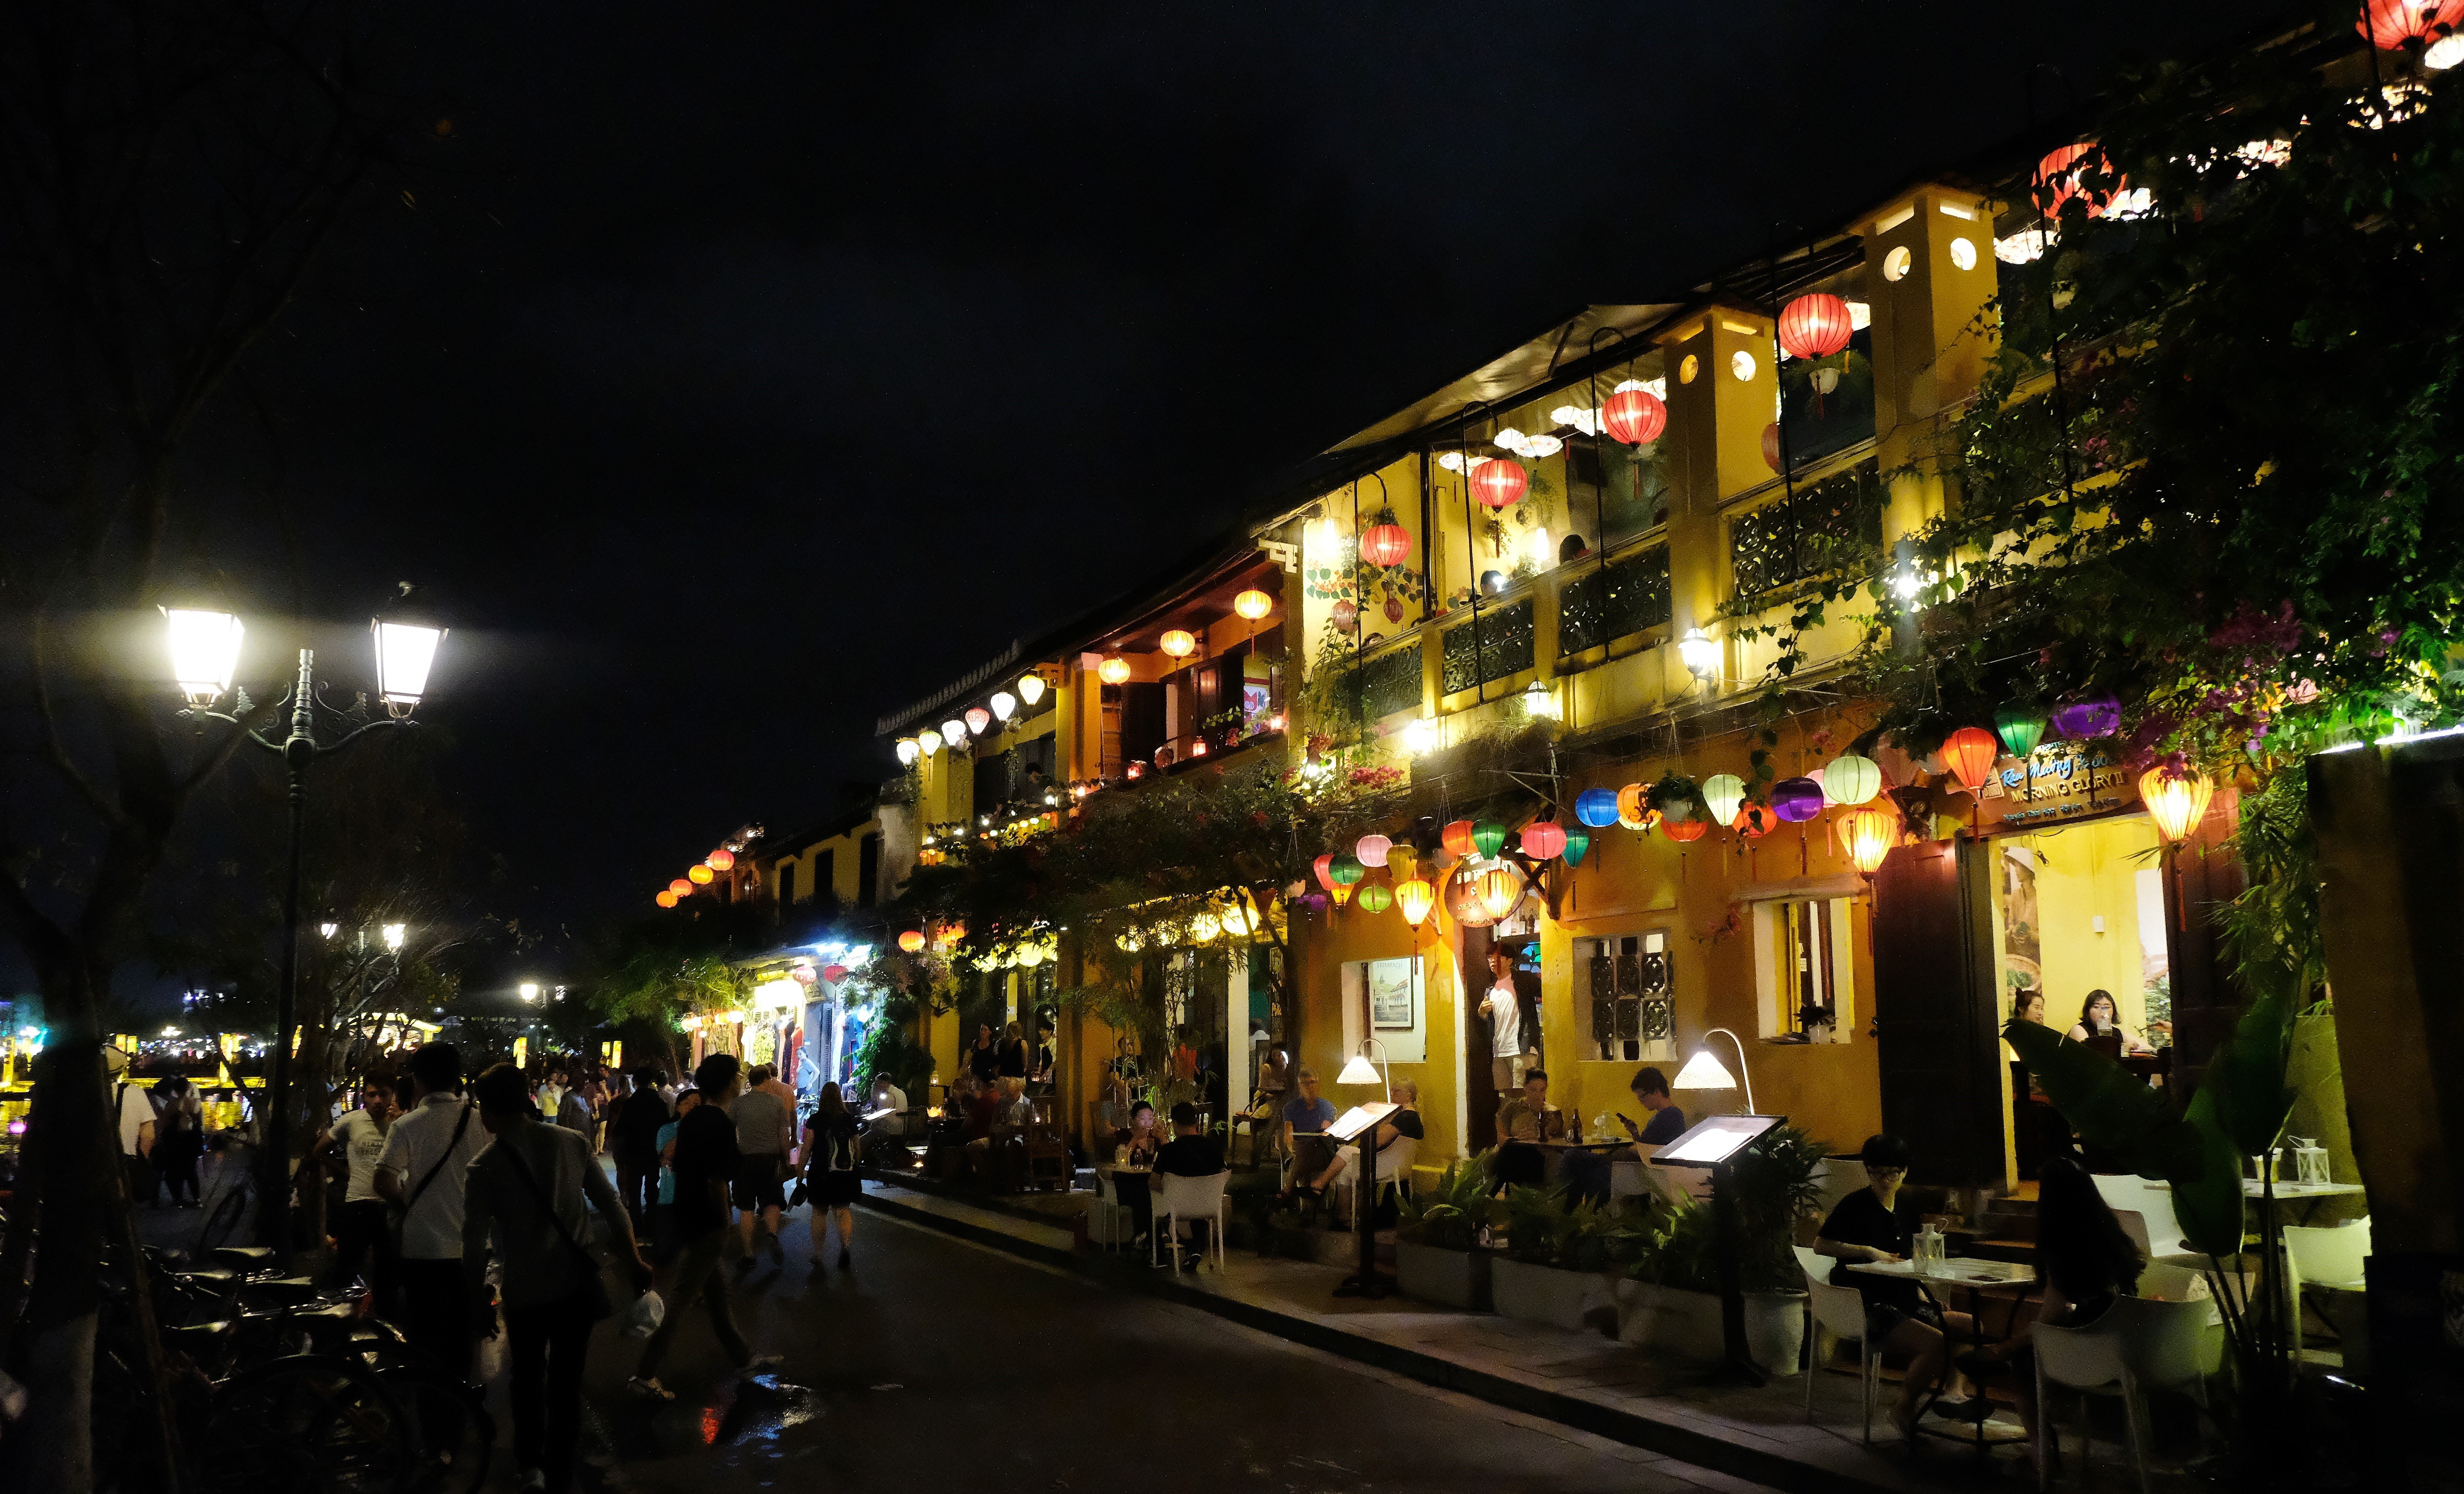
left=1869, top=837, right=2004, bottom=1187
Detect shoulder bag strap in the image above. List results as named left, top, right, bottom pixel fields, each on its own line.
left=496, top=1131, right=600, bottom=1276
left=404, top=1100, right=475, bottom=1215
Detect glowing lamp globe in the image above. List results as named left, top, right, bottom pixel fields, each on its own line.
left=896, top=737, right=921, bottom=766
left=965, top=707, right=993, bottom=736
left=1601, top=386, right=1667, bottom=446
left=1576, top=787, right=1620, bottom=828
left=687, top=864, right=715, bottom=885
left=655, top=890, right=679, bottom=908
left=1616, top=783, right=1651, bottom=830
left=1395, top=878, right=1435, bottom=928
left=1356, top=834, right=1392, bottom=868
left=1701, top=773, right=1746, bottom=826
left=1477, top=862, right=1527, bottom=922
left=1441, top=820, right=1478, bottom=858
left=1838, top=804, right=1901, bottom=875
left=1471, top=820, right=1508, bottom=858
left=1159, top=629, right=1198, bottom=659
left=898, top=930, right=926, bottom=954
left=1940, top=726, right=2002, bottom=791
left=1519, top=821, right=1567, bottom=860
left=1994, top=703, right=2047, bottom=758
left=1823, top=754, right=1881, bottom=806
left=1471, top=457, right=1529, bottom=510
left=1662, top=816, right=1710, bottom=844
left=1329, top=852, right=1365, bottom=887
left=1234, top=588, right=1274, bottom=621
left=942, top=718, right=969, bottom=744
left=918, top=728, right=944, bottom=754
left=2140, top=767, right=2215, bottom=844
left=1445, top=868, right=1496, bottom=928
left=669, top=878, right=694, bottom=897
left=706, top=849, right=736, bottom=871
left=1777, top=292, right=1855, bottom=360
left=1562, top=826, right=1593, bottom=865
left=1312, top=853, right=1338, bottom=892
left=1771, top=777, right=1825, bottom=823
left=990, top=690, right=1018, bottom=722
left=1355, top=881, right=1394, bottom=915
left=1018, top=673, right=1047, bottom=706
left=166, top=607, right=247, bottom=708
left=1359, top=524, right=1411, bottom=568
left=1099, top=656, right=1133, bottom=685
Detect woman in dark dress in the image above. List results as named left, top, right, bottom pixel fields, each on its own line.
left=996, top=1021, right=1030, bottom=1080
left=967, top=1023, right=1001, bottom=1085
left=1815, top=1135, right=1978, bottom=1441
left=802, top=1083, right=864, bottom=1271
left=1956, top=1156, right=2143, bottom=1442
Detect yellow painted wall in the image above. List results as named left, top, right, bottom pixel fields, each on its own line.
left=2000, top=814, right=2165, bottom=1036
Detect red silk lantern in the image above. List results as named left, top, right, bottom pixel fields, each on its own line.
left=1777, top=293, right=1853, bottom=361
left=898, top=930, right=926, bottom=953
left=1940, top=725, right=2001, bottom=791
left=822, top=964, right=848, bottom=983
left=2358, top=0, right=2464, bottom=48
left=1331, top=600, right=1358, bottom=633
left=706, top=848, right=735, bottom=871
left=668, top=878, right=693, bottom=897
left=1661, top=816, right=1709, bottom=844
left=1312, top=853, right=1338, bottom=892
left=1601, top=387, right=1666, bottom=446
left=1360, top=523, right=1411, bottom=568
left=1441, top=820, right=1478, bottom=858
left=2036, top=143, right=2130, bottom=221
left=1519, top=821, right=1567, bottom=860
left=1471, top=458, right=1528, bottom=510
left=1761, top=422, right=1782, bottom=473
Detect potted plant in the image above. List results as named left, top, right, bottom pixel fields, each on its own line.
left=1619, top=1125, right=1825, bottom=1367
left=1395, top=1154, right=1501, bottom=1309
left=1487, top=1185, right=1595, bottom=1330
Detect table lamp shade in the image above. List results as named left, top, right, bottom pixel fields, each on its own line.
left=1335, top=1053, right=1381, bottom=1086
left=1671, top=1048, right=1738, bottom=1092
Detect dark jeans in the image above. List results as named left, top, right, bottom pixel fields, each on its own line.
left=396, top=1258, right=474, bottom=1383
left=1114, top=1171, right=1152, bottom=1239
left=505, top=1289, right=599, bottom=1492
left=614, top=1154, right=657, bottom=1229
left=157, top=1139, right=202, bottom=1204
left=330, top=1199, right=398, bottom=1304
left=124, top=1154, right=158, bottom=1206
left=634, top=1226, right=749, bottom=1380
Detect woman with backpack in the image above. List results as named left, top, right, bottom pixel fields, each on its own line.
left=801, top=1083, right=861, bottom=1271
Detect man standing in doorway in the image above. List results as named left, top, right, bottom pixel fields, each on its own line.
left=1481, top=946, right=1539, bottom=1095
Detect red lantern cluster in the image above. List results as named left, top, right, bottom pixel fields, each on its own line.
left=2359, top=0, right=2464, bottom=48
left=1776, top=294, right=1853, bottom=361
left=2035, top=143, right=2130, bottom=221
left=1360, top=522, right=1411, bottom=568
left=1471, top=458, right=1528, bottom=510
left=1601, top=388, right=1666, bottom=446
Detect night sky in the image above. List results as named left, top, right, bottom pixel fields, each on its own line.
left=19, top=2, right=2250, bottom=1002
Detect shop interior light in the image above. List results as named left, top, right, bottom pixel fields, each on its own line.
left=382, top=923, right=406, bottom=951
left=1018, top=673, right=1046, bottom=706
left=166, top=608, right=246, bottom=708
left=1335, top=1038, right=1390, bottom=1097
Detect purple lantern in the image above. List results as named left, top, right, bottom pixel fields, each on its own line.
left=1771, top=777, right=1825, bottom=823
left=2051, top=693, right=2122, bottom=740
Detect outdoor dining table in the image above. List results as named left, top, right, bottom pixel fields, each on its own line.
left=2150, top=1177, right=2366, bottom=1224
left=1843, top=1256, right=2039, bottom=1450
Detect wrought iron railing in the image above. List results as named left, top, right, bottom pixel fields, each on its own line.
left=1557, top=545, right=1672, bottom=657
left=1440, top=597, right=1535, bottom=695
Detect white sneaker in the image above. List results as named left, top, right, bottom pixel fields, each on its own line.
left=626, top=1375, right=674, bottom=1401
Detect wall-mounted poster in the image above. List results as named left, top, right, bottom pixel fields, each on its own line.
left=1368, top=958, right=1417, bottom=1030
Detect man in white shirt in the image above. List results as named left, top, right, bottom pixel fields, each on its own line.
left=376, top=1044, right=484, bottom=1382
left=105, top=1047, right=158, bottom=1206
left=321, top=1076, right=398, bottom=1299
left=1481, top=947, right=1535, bottom=1093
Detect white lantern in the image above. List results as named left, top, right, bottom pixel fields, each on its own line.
left=896, top=737, right=921, bottom=765
left=942, top=719, right=968, bottom=745
left=166, top=609, right=246, bottom=708
left=1678, top=627, right=1718, bottom=680
left=917, top=728, right=943, bottom=754
left=372, top=618, right=446, bottom=718
left=1018, top=673, right=1046, bottom=706
left=990, top=690, right=1018, bottom=722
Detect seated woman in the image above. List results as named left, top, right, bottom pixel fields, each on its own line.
left=2067, top=989, right=2156, bottom=1055
left=1814, top=1135, right=1977, bottom=1441
left=1110, top=1101, right=1164, bottom=1244
left=1307, top=1079, right=1423, bottom=1197
left=1955, top=1156, right=2142, bottom=1441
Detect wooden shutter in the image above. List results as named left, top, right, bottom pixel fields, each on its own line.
left=1869, top=837, right=2002, bottom=1186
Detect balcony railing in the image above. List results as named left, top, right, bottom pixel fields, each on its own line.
left=1441, top=596, right=1535, bottom=695
left=1730, top=459, right=1884, bottom=604
left=1558, top=544, right=1671, bottom=657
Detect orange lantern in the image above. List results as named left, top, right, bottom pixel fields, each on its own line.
left=1441, top=819, right=1478, bottom=858
left=687, top=864, right=715, bottom=885
left=1615, top=783, right=1650, bottom=829
left=1477, top=862, right=1526, bottom=921
left=1837, top=805, right=1901, bottom=874
left=1234, top=588, right=1273, bottom=621
left=1445, top=866, right=1496, bottom=928
left=1940, top=726, right=2001, bottom=791
left=2139, top=766, right=2215, bottom=844
left=706, top=848, right=735, bottom=871
left=1732, top=805, right=1774, bottom=839
left=1662, top=816, right=1709, bottom=844
left=2036, top=142, right=2131, bottom=220
left=1329, top=881, right=1353, bottom=908
left=898, top=930, right=926, bottom=953
left=668, top=878, right=694, bottom=897
left=1159, top=629, right=1197, bottom=659
left=937, top=922, right=966, bottom=945
left=1099, top=655, right=1132, bottom=685
left=1395, top=878, right=1435, bottom=929
left=655, top=890, right=680, bottom=909
left=1359, top=523, right=1411, bottom=568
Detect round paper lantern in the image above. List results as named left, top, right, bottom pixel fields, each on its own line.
left=1520, top=821, right=1567, bottom=860
left=1331, top=600, right=1359, bottom=632
left=1616, top=783, right=1651, bottom=830
left=1940, top=726, right=2002, bottom=790
left=918, top=728, right=944, bottom=754
left=1099, top=655, right=1132, bottom=685
left=1601, top=386, right=1667, bottom=446
left=1701, top=773, right=1746, bottom=826
left=2140, top=767, right=2216, bottom=844
left=668, top=878, right=693, bottom=897
left=898, top=930, right=926, bottom=953
left=1356, top=833, right=1392, bottom=868
left=1733, top=804, right=1775, bottom=839
left=1562, top=825, right=1593, bottom=866
left=2359, top=0, right=2464, bottom=47
left=1395, top=878, right=1435, bottom=928
left=1329, top=852, right=1365, bottom=886
left=1159, top=629, right=1197, bottom=659
left=706, top=848, right=735, bottom=871
left=2051, top=694, right=2122, bottom=741
left=965, top=706, right=992, bottom=735
left=1575, top=787, right=1620, bottom=828
left=1824, top=754, right=1881, bottom=806
left=1771, top=777, right=1825, bottom=823
left=1662, top=815, right=1709, bottom=844
left=822, top=964, right=848, bottom=983
left=1312, top=853, right=1338, bottom=892
left=1234, top=588, right=1273, bottom=621
left=1761, top=422, right=1782, bottom=473
left=687, top=864, right=715, bottom=885
left=1445, top=867, right=1496, bottom=928
left=1837, top=805, right=1901, bottom=875
left=1471, top=820, right=1508, bottom=858
left=1441, top=820, right=1478, bottom=858
left=2035, top=143, right=2130, bottom=220
left=655, top=890, right=679, bottom=908
left=1360, top=523, right=1411, bottom=568
left=1995, top=703, right=2048, bottom=759
left=1355, top=881, right=1394, bottom=915
left=1777, top=293, right=1854, bottom=361
left=1471, top=457, right=1528, bottom=510
left=1477, top=862, right=1527, bottom=921
left=1329, top=882, right=1353, bottom=908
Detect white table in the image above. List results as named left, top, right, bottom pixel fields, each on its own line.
left=2239, top=1180, right=2364, bottom=1200
left=1842, top=1258, right=2039, bottom=1449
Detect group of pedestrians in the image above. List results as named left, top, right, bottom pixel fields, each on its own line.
left=106, top=1046, right=213, bottom=1208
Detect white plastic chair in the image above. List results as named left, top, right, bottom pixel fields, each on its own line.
left=2033, top=1295, right=2223, bottom=1494
left=1795, top=1245, right=1876, bottom=1443
left=1152, top=1170, right=1230, bottom=1273
left=2283, top=1218, right=2370, bottom=1292
left=1333, top=1134, right=1420, bottom=1226
left=2091, top=1175, right=2197, bottom=1263
left=1087, top=1170, right=1138, bottom=1253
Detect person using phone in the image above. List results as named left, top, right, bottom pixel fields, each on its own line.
left=1615, top=1066, right=1688, bottom=1147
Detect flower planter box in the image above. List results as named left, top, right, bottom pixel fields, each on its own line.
left=1489, top=1257, right=1597, bottom=1332
left=1618, top=1281, right=1806, bottom=1370
left=1395, top=1240, right=1491, bottom=1311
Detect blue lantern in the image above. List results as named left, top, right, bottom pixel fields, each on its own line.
left=1575, top=787, right=1620, bottom=828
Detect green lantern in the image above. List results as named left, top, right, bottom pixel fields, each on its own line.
left=1994, top=702, right=2048, bottom=758
left=1562, top=825, right=1593, bottom=866
left=1329, top=852, right=1365, bottom=886
left=1355, top=880, right=1394, bottom=914
left=1471, top=819, right=1508, bottom=857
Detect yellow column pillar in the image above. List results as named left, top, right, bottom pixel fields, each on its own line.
left=1859, top=186, right=1999, bottom=542
left=1657, top=307, right=1784, bottom=688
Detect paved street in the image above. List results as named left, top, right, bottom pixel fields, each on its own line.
left=566, top=1204, right=1778, bottom=1494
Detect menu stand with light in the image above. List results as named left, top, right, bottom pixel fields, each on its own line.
left=1331, top=1039, right=1397, bottom=1299
left=1668, top=1028, right=1774, bottom=1386
left=168, top=602, right=447, bottom=1265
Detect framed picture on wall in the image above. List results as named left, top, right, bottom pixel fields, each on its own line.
left=1368, top=957, right=1417, bottom=1030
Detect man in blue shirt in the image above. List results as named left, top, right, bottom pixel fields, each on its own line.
left=1280, top=1069, right=1336, bottom=1202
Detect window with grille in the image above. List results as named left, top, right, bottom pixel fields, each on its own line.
left=1580, top=930, right=1674, bottom=1062
left=1729, top=460, right=1884, bottom=602
left=1557, top=545, right=1672, bottom=657
left=1441, top=597, right=1535, bottom=694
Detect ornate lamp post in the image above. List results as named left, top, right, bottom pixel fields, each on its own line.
left=169, top=602, right=447, bottom=1263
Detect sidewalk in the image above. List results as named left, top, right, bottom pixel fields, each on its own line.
left=856, top=1177, right=2066, bottom=1494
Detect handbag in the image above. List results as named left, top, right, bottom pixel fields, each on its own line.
left=499, top=1133, right=615, bottom=1321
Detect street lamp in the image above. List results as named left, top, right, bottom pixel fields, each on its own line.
left=519, top=982, right=540, bottom=1003
left=170, top=598, right=448, bottom=1265
left=1677, top=627, right=1719, bottom=683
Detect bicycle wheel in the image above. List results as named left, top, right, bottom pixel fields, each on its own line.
left=197, top=1353, right=410, bottom=1494
left=378, top=1361, right=494, bottom=1494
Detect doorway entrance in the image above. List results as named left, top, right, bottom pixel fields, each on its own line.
left=1463, top=929, right=1541, bottom=1154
